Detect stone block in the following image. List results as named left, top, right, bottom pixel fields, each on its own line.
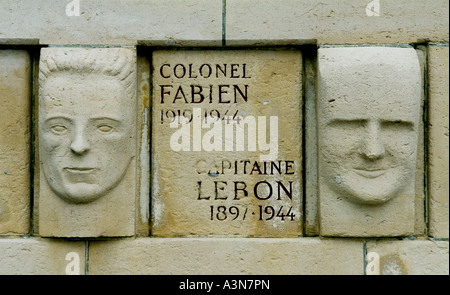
left=0, top=238, right=86, bottom=275
left=0, top=50, right=31, bottom=235
left=428, top=45, right=449, bottom=239
left=226, top=0, right=449, bottom=45
left=303, top=48, right=320, bottom=236
left=413, top=46, right=427, bottom=236
left=366, top=239, right=449, bottom=275
left=0, top=0, right=222, bottom=45
left=88, top=237, right=364, bottom=275
left=36, top=47, right=137, bottom=237
left=317, top=47, right=423, bottom=237
left=151, top=49, right=303, bottom=236
left=136, top=54, right=151, bottom=236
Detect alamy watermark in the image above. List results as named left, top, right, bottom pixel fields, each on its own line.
left=169, top=108, right=278, bottom=161
left=366, top=251, right=380, bottom=275
left=65, top=0, right=80, bottom=16
left=65, top=252, right=80, bottom=275
left=365, top=0, right=380, bottom=16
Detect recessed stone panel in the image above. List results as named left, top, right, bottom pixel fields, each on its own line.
left=317, top=47, right=422, bottom=237
left=152, top=50, right=302, bottom=236
left=37, top=47, right=137, bottom=237
left=0, top=50, right=31, bottom=235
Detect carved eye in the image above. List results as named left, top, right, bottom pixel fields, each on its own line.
left=381, top=120, right=414, bottom=131
left=97, top=125, right=113, bottom=133
left=50, top=125, right=68, bottom=135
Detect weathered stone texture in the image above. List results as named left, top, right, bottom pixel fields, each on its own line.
left=428, top=45, right=449, bottom=239
left=2, top=1, right=448, bottom=46
left=151, top=50, right=302, bottom=236
left=136, top=54, right=151, bottom=236
left=226, top=0, right=449, bottom=45
left=367, top=239, right=449, bottom=275
left=0, top=50, right=31, bottom=235
left=0, top=0, right=222, bottom=46
left=0, top=238, right=86, bottom=275
left=89, top=237, right=364, bottom=275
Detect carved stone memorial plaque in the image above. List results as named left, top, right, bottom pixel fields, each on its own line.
left=37, top=47, right=137, bottom=237
left=317, top=47, right=422, bottom=237
left=152, top=50, right=302, bottom=236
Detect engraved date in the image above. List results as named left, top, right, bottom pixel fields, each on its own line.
left=209, top=205, right=296, bottom=221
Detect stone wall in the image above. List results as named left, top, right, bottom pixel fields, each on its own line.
left=0, top=0, right=448, bottom=275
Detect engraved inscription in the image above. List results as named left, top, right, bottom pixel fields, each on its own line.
left=152, top=50, right=303, bottom=236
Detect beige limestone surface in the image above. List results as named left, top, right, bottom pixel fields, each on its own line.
left=36, top=47, right=137, bottom=237
left=226, top=0, right=449, bottom=45
left=427, top=45, right=449, bottom=239
left=0, top=0, right=222, bottom=46
left=152, top=49, right=302, bottom=236
left=367, top=239, right=449, bottom=275
left=0, top=50, right=31, bottom=235
left=2, top=0, right=446, bottom=46
left=317, top=47, right=423, bottom=237
left=89, top=237, right=364, bottom=275
left=0, top=238, right=86, bottom=275
left=0, top=0, right=448, bottom=278
left=136, top=54, right=151, bottom=236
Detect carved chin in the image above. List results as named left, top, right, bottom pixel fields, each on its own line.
left=44, top=158, right=132, bottom=204
left=342, top=189, right=397, bottom=205
left=330, top=181, right=400, bottom=205
left=52, top=183, right=112, bottom=204
left=326, top=171, right=410, bottom=206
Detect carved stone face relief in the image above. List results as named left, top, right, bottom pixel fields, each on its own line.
left=318, top=47, right=421, bottom=205
left=39, top=49, right=136, bottom=204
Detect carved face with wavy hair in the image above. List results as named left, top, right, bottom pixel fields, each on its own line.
left=39, top=48, right=136, bottom=204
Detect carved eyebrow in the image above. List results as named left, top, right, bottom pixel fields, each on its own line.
left=89, top=116, right=122, bottom=123
left=327, top=118, right=367, bottom=125
left=327, top=118, right=416, bottom=130
left=380, top=119, right=415, bottom=130
left=380, top=119, right=414, bottom=125
left=44, top=115, right=73, bottom=123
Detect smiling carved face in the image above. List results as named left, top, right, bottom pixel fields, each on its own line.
left=318, top=54, right=421, bottom=205
left=39, top=73, right=135, bottom=203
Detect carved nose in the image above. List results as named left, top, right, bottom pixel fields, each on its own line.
left=361, top=121, right=385, bottom=160
left=70, top=131, right=90, bottom=155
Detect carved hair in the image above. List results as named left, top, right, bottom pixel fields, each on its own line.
left=39, top=48, right=136, bottom=97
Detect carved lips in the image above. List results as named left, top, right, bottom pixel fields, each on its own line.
left=63, top=167, right=98, bottom=184
left=64, top=167, right=97, bottom=174
left=353, top=168, right=387, bottom=179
